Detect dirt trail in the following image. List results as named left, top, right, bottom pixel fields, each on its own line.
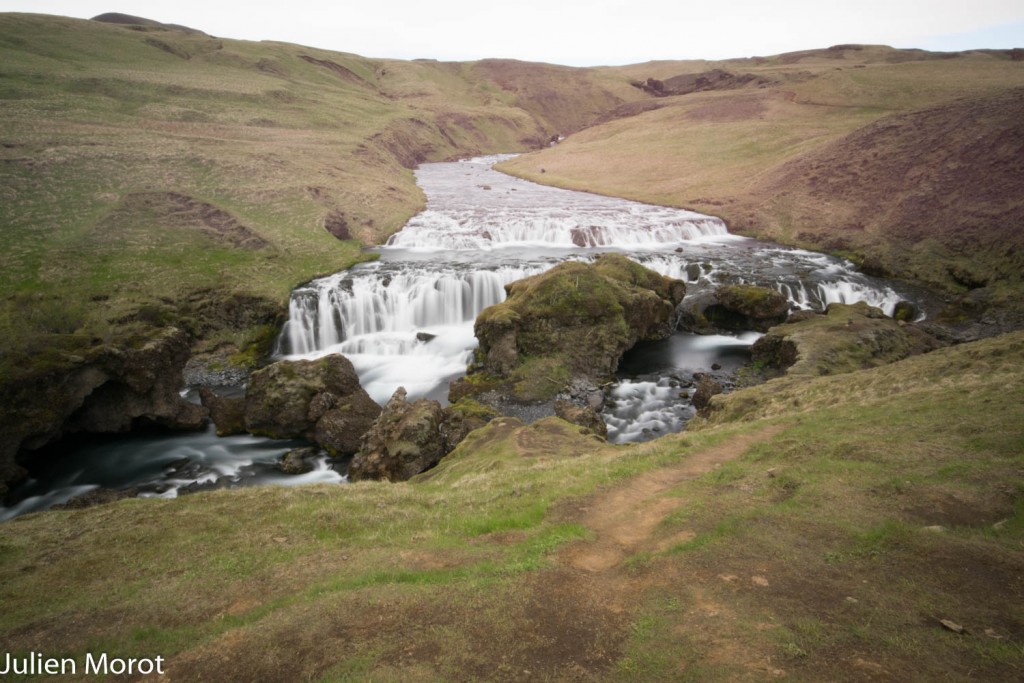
left=562, top=425, right=785, bottom=573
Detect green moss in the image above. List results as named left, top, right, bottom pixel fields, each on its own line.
left=446, top=398, right=501, bottom=421
left=509, top=356, right=573, bottom=401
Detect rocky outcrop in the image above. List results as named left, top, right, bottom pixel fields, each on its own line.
left=681, top=284, right=790, bottom=333
left=631, top=69, right=774, bottom=97
left=0, top=327, right=207, bottom=497
left=691, top=374, right=723, bottom=412
left=199, top=388, right=246, bottom=436
left=348, top=388, right=446, bottom=482
left=348, top=392, right=501, bottom=482
left=554, top=399, right=608, bottom=439
left=472, top=254, right=685, bottom=400
left=708, top=285, right=791, bottom=331
left=440, top=399, right=500, bottom=454
left=244, top=354, right=381, bottom=456
left=751, top=302, right=945, bottom=377
left=280, top=447, right=320, bottom=475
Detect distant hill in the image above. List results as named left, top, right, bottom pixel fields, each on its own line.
left=91, top=12, right=207, bottom=35
left=0, top=11, right=643, bottom=378
left=501, top=45, right=1024, bottom=322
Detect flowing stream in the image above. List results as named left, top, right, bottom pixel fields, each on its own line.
left=276, top=155, right=915, bottom=411
left=2, top=155, right=924, bottom=519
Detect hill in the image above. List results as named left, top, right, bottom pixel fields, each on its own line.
left=501, top=45, right=1024, bottom=323
left=1, top=18, right=1023, bottom=682
left=1, top=327, right=1021, bottom=681
left=0, top=12, right=642, bottom=370
left=0, top=12, right=645, bottom=479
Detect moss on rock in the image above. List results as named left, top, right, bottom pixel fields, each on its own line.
left=472, top=255, right=685, bottom=401
left=751, top=302, right=945, bottom=377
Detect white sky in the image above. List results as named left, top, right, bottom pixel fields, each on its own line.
left=1, top=1, right=1022, bottom=65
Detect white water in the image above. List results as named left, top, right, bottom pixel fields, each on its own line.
left=1, top=427, right=344, bottom=521
left=2, top=155, right=926, bottom=519
left=277, top=155, right=922, bottom=414
left=276, top=262, right=550, bottom=403
left=386, top=155, right=730, bottom=251
left=608, top=332, right=761, bottom=443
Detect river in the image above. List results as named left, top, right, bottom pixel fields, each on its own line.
left=1, top=155, right=922, bottom=520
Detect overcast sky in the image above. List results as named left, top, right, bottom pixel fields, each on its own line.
left=2, top=1, right=1022, bottom=65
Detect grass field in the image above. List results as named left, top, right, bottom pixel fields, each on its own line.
left=1, top=330, right=1020, bottom=681
left=3, top=17, right=1023, bottom=681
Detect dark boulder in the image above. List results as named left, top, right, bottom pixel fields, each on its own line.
left=893, top=300, right=920, bottom=322
left=244, top=354, right=381, bottom=456
left=554, top=399, right=608, bottom=439
left=348, top=388, right=446, bottom=482
left=691, top=374, right=723, bottom=412
left=199, top=388, right=246, bottom=436
left=439, top=398, right=500, bottom=454
left=280, top=447, right=320, bottom=475
left=704, top=284, right=791, bottom=332
left=1, top=327, right=209, bottom=496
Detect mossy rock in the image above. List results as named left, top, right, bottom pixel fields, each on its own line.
left=244, top=354, right=380, bottom=454
left=751, top=302, right=945, bottom=377
left=705, top=284, right=791, bottom=332
left=474, top=255, right=685, bottom=386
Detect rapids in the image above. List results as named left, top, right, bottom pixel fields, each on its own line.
left=2, top=154, right=924, bottom=519
left=277, top=155, right=917, bottom=416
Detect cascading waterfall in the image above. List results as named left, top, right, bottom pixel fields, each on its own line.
left=1, top=155, right=930, bottom=520
left=275, top=262, right=551, bottom=403
left=633, top=250, right=908, bottom=317
left=385, top=207, right=730, bottom=250
left=276, top=264, right=546, bottom=357
left=274, top=154, right=924, bottom=426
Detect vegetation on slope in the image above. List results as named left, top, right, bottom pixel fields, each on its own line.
left=1, top=329, right=1020, bottom=681
left=0, top=12, right=644, bottom=385
left=3, top=21, right=1022, bottom=681
left=500, top=45, right=1024, bottom=321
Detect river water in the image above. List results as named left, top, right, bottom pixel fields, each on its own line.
left=2, top=155, right=922, bottom=519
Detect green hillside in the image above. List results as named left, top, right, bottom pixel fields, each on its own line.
left=0, top=12, right=641, bottom=382
left=502, top=45, right=1024, bottom=321
left=1, top=329, right=1021, bottom=681
left=1, top=16, right=1023, bottom=681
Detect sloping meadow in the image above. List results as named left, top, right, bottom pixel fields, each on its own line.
left=1, top=331, right=1021, bottom=680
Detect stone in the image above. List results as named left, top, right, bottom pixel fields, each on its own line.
left=244, top=354, right=381, bottom=456
left=893, top=300, right=920, bottom=322
left=554, top=399, right=608, bottom=439
left=199, top=387, right=246, bottom=436
left=692, top=374, right=723, bottom=411
left=1, top=327, right=211, bottom=495
left=280, top=447, right=319, bottom=475
left=703, top=284, right=791, bottom=332
left=348, top=387, right=446, bottom=482
left=472, top=254, right=685, bottom=398
left=751, top=302, right=944, bottom=377
left=439, top=398, right=500, bottom=454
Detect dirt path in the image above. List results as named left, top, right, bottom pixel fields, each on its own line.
left=561, top=425, right=785, bottom=573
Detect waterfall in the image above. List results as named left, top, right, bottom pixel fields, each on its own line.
left=384, top=207, right=730, bottom=250
left=276, top=263, right=547, bottom=358
left=781, top=280, right=903, bottom=316
left=635, top=251, right=905, bottom=316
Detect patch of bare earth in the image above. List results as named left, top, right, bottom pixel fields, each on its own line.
left=562, top=425, right=786, bottom=573
left=517, top=425, right=788, bottom=678
left=108, top=192, right=269, bottom=249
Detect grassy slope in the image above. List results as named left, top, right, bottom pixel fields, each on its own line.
left=0, top=13, right=643, bottom=380
left=2, top=23, right=1022, bottom=681
left=499, top=46, right=1024, bottom=315
left=0, top=331, right=1021, bottom=681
